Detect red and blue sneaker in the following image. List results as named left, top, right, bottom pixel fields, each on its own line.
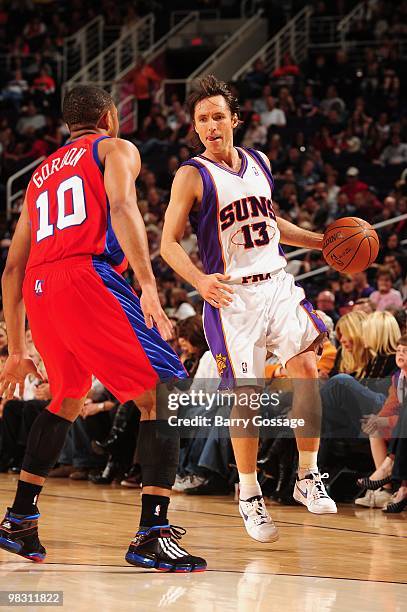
left=125, top=525, right=207, bottom=572
left=0, top=508, right=46, bottom=562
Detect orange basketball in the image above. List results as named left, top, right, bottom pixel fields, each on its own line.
left=322, top=217, right=379, bottom=274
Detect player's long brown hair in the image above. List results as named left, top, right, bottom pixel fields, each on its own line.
left=186, top=75, right=240, bottom=151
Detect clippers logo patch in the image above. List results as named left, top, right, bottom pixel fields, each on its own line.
left=34, top=280, right=44, bottom=295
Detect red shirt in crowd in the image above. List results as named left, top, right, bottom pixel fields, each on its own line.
left=339, top=180, right=369, bottom=203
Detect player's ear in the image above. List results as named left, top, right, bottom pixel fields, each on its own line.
left=97, top=110, right=110, bottom=131
left=231, top=113, right=239, bottom=129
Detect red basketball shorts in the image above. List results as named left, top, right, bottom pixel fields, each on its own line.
left=23, top=256, right=186, bottom=413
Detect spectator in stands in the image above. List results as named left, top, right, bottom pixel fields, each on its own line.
left=31, top=66, right=56, bottom=100
left=335, top=275, right=359, bottom=315
left=16, top=101, right=46, bottom=136
left=177, top=315, right=208, bottom=379
left=379, top=133, right=407, bottom=166
left=370, top=267, right=403, bottom=311
left=353, top=298, right=376, bottom=314
left=339, top=167, right=369, bottom=204
left=272, top=52, right=300, bottom=87
left=321, top=311, right=400, bottom=442
left=383, top=251, right=405, bottom=293
left=352, top=271, right=375, bottom=298
left=334, top=192, right=356, bottom=219
left=1, top=70, right=28, bottom=109
left=316, top=290, right=339, bottom=325
left=331, top=310, right=370, bottom=378
left=170, top=288, right=196, bottom=322
left=242, top=113, right=267, bottom=148
left=320, top=85, right=346, bottom=118
left=277, top=86, right=296, bottom=116
left=357, top=335, right=407, bottom=512
left=129, top=56, right=161, bottom=126
left=245, top=58, right=269, bottom=97
left=260, top=96, right=286, bottom=129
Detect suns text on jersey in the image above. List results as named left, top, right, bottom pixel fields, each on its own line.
left=32, top=147, right=87, bottom=188
left=219, top=196, right=276, bottom=231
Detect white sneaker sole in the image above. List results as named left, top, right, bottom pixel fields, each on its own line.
left=293, top=486, right=338, bottom=514
left=238, top=504, right=280, bottom=543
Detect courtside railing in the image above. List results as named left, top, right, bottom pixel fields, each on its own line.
left=232, top=6, right=312, bottom=81
left=6, top=157, right=45, bottom=220
left=337, top=1, right=368, bottom=42
left=63, top=14, right=155, bottom=94
left=170, top=8, right=219, bottom=28
left=63, top=16, right=104, bottom=81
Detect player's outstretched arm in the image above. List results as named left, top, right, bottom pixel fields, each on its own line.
left=102, top=138, right=172, bottom=339
left=161, top=166, right=233, bottom=308
left=0, top=200, right=43, bottom=398
left=276, top=216, right=323, bottom=250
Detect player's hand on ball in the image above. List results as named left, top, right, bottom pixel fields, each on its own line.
left=140, top=284, right=174, bottom=340
left=0, top=354, right=44, bottom=400
left=196, top=273, right=234, bottom=308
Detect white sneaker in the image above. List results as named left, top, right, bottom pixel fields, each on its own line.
left=239, top=495, right=279, bottom=543
left=355, top=489, right=375, bottom=508
left=172, top=474, right=206, bottom=492
left=293, top=472, right=337, bottom=514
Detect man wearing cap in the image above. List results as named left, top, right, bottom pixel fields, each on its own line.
left=339, top=167, right=369, bottom=204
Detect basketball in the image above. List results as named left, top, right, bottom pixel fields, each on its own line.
left=322, top=217, right=379, bottom=274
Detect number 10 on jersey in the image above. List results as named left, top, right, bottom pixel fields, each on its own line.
left=36, top=176, right=87, bottom=242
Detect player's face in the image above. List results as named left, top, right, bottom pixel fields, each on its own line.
left=194, top=96, right=238, bottom=154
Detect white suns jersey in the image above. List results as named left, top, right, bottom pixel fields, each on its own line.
left=185, top=147, right=286, bottom=282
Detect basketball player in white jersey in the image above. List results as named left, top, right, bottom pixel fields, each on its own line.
left=161, top=75, right=336, bottom=543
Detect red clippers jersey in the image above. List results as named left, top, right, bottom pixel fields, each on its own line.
left=25, top=134, right=127, bottom=273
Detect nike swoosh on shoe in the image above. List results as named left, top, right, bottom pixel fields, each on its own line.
left=296, top=484, right=308, bottom=498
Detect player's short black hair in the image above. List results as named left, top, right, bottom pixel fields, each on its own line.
left=187, top=74, right=240, bottom=120
left=62, top=85, right=114, bottom=127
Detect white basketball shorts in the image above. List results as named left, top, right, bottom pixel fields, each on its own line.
left=203, top=269, right=327, bottom=388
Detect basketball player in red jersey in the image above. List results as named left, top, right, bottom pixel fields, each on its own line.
left=0, top=85, right=206, bottom=572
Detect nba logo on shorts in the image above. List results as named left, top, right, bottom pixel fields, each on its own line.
left=34, top=279, right=44, bottom=295
left=242, top=362, right=247, bottom=373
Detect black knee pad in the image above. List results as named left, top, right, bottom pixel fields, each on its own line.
left=137, top=420, right=180, bottom=489
left=22, top=410, right=73, bottom=477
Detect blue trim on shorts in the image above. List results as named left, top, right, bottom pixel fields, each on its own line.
left=92, top=258, right=187, bottom=382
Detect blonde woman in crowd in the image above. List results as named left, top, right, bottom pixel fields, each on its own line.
left=321, top=311, right=399, bottom=440
left=331, top=310, right=370, bottom=378
left=362, top=311, right=399, bottom=379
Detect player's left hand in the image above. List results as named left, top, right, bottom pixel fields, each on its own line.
left=0, top=354, right=44, bottom=400
left=140, top=284, right=174, bottom=341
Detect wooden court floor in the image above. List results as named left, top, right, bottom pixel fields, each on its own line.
left=0, top=473, right=406, bottom=611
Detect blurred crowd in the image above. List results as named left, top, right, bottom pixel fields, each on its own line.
left=0, top=0, right=406, bottom=511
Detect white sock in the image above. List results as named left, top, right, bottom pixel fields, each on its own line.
left=298, top=451, right=318, bottom=480
left=239, top=472, right=261, bottom=500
